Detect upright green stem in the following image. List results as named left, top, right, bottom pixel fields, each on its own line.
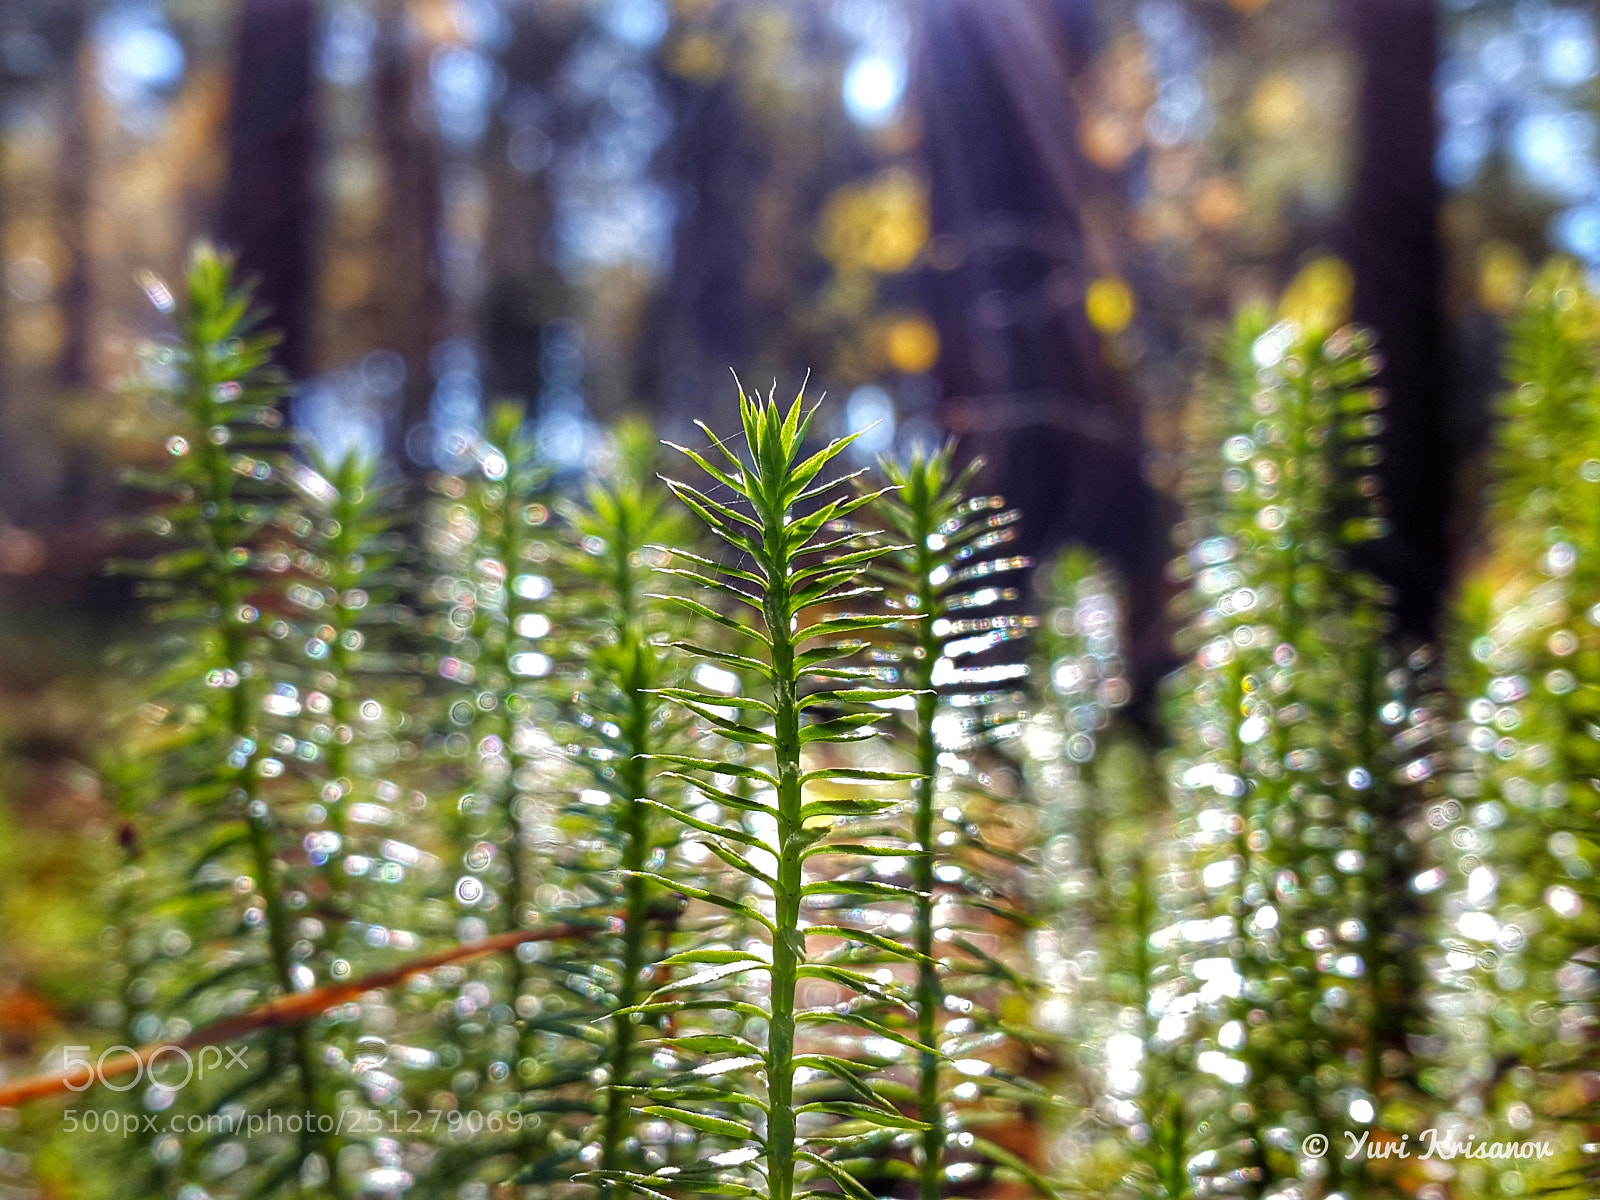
left=910, top=532, right=944, bottom=1200
left=765, top=530, right=801, bottom=1200
left=228, top=526, right=334, bottom=1191
left=1129, top=853, right=1185, bottom=1200
left=320, top=479, right=363, bottom=862
left=580, top=466, right=678, bottom=1195
left=495, top=506, right=533, bottom=944
left=1222, top=653, right=1271, bottom=1193
left=108, top=800, right=180, bottom=1198
left=189, top=324, right=339, bottom=1193
left=1351, top=637, right=1382, bottom=1107
left=600, top=715, right=652, bottom=1195
left=448, top=456, right=542, bottom=1074
left=303, top=463, right=380, bottom=1193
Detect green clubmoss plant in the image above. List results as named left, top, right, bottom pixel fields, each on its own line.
left=277, top=447, right=418, bottom=1191
left=1024, top=550, right=1210, bottom=1200
left=1167, top=306, right=1397, bottom=1197
left=1436, top=263, right=1600, bottom=1198
left=113, top=247, right=342, bottom=1194
left=597, top=384, right=928, bottom=1200
left=528, top=422, right=696, bottom=1189
left=870, top=445, right=1053, bottom=1199
left=420, top=402, right=564, bottom=1186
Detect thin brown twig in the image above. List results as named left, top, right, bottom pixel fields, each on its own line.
left=0, top=920, right=605, bottom=1108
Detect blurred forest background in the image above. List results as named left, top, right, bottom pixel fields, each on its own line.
left=0, top=0, right=1596, bottom=1051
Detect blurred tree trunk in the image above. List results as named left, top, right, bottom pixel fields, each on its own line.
left=372, top=8, right=443, bottom=440
left=917, top=0, right=1170, bottom=688
left=1340, top=0, right=1450, bottom=640
left=57, top=13, right=91, bottom=392
left=218, top=0, right=318, bottom=379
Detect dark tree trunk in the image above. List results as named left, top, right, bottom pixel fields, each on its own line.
left=373, top=14, right=444, bottom=441
left=217, top=0, right=318, bottom=379
left=916, top=0, right=1169, bottom=688
left=56, top=13, right=91, bottom=391
left=1340, top=0, right=1449, bottom=639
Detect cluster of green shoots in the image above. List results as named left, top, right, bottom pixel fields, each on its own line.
left=15, top=248, right=1600, bottom=1200
left=1033, top=299, right=1435, bottom=1200
left=1431, top=264, right=1600, bottom=1200
left=21, top=250, right=1050, bottom=1200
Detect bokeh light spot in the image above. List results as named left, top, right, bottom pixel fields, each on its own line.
left=1477, top=242, right=1529, bottom=314
left=1279, top=256, right=1354, bottom=331
left=1248, top=74, right=1307, bottom=138
left=842, top=52, right=906, bottom=128
left=845, top=385, right=896, bottom=459
left=884, top=315, right=940, bottom=373
left=818, top=169, right=929, bottom=275
left=1085, top=277, right=1136, bottom=334
left=1194, top=178, right=1247, bottom=230
left=1079, top=110, right=1140, bottom=170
